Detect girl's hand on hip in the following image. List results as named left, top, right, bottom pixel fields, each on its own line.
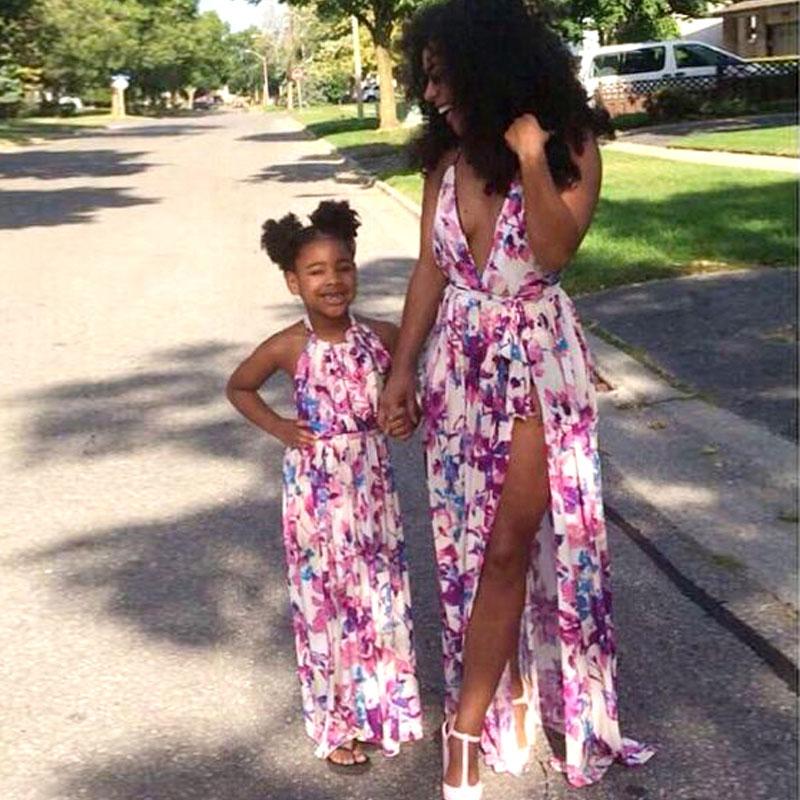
left=379, top=370, right=419, bottom=432
left=275, top=418, right=316, bottom=448
left=504, top=113, right=551, bottom=163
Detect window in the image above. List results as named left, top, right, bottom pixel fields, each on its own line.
left=618, top=46, right=666, bottom=75
left=674, top=44, right=730, bottom=68
left=592, top=47, right=667, bottom=77
left=592, top=53, right=622, bottom=77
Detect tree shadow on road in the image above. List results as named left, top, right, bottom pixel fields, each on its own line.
left=9, top=269, right=797, bottom=798
left=0, top=187, right=158, bottom=229
left=0, top=148, right=155, bottom=180
left=238, top=130, right=314, bottom=144
left=243, top=159, right=366, bottom=186
left=101, top=123, right=223, bottom=138
left=9, top=334, right=446, bottom=799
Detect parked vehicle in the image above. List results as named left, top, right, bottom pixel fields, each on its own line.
left=58, top=95, right=84, bottom=114
left=361, top=81, right=379, bottom=102
left=578, top=40, right=752, bottom=96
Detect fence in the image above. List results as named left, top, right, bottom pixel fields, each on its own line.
left=597, top=59, right=799, bottom=117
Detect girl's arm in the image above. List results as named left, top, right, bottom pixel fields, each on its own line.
left=378, top=156, right=451, bottom=427
left=363, top=318, right=414, bottom=441
left=505, top=114, right=602, bottom=273
left=226, top=329, right=315, bottom=448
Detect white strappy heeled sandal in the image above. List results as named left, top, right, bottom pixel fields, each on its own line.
left=441, top=718, right=483, bottom=800
left=505, top=691, right=533, bottom=774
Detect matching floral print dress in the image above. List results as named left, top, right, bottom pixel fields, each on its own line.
left=281, top=315, right=422, bottom=759
left=277, top=159, right=652, bottom=785
left=422, top=162, right=654, bottom=786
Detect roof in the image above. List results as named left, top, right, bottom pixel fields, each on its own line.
left=717, top=0, right=799, bottom=14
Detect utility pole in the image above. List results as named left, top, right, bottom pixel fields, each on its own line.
left=244, top=47, right=270, bottom=108
left=351, top=16, right=363, bottom=120
left=286, top=9, right=295, bottom=111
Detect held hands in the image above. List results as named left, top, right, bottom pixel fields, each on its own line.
left=504, top=113, right=551, bottom=164
left=378, top=370, right=419, bottom=442
left=274, top=417, right=316, bottom=448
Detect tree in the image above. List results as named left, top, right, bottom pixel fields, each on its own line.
left=37, top=0, right=137, bottom=98
left=250, top=0, right=421, bottom=129
left=531, top=0, right=709, bottom=44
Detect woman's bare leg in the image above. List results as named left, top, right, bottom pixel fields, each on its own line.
left=444, top=414, right=549, bottom=787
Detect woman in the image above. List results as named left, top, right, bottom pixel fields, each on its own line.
left=378, top=1, right=654, bottom=796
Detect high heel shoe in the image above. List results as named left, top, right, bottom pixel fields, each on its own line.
left=441, top=718, right=483, bottom=800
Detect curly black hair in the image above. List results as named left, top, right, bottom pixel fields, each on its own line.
left=260, top=200, right=361, bottom=271
left=401, top=0, right=612, bottom=194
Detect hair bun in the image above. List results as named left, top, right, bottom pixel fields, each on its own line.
left=260, top=213, right=304, bottom=269
left=309, top=200, right=360, bottom=242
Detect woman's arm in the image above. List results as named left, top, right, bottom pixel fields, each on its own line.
left=505, top=115, right=602, bottom=272
left=226, top=329, right=315, bottom=448
left=378, top=157, right=451, bottom=427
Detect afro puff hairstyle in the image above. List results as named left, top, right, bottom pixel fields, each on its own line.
left=401, top=0, right=612, bottom=194
left=260, top=200, right=361, bottom=272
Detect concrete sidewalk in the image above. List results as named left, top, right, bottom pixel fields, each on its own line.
left=603, top=139, right=799, bottom=172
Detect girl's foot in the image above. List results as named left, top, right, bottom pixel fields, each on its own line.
left=326, top=740, right=370, bottom=770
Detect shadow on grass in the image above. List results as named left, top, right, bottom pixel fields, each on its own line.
left=0, top=187, right=158, bottom=229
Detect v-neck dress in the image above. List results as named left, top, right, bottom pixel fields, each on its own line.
left=422, top=164, right=654, bottom=785
left=282, top=315, right=423, bottom=759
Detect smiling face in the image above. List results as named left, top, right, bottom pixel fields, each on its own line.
left=422, top=45, right=464, bottom=137
left=284, top=235, right=357, bottom=321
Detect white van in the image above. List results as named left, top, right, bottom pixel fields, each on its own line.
left=579, top=40, right=750, bottom=96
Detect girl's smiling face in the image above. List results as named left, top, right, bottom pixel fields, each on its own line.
left=285, top=236, right=357, bottom=320
left=422, top=46, right=464, bottom=136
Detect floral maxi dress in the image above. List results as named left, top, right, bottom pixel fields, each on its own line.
left=423, top=163, right=654, bottom=786
left=282, top=315, right=423, bottom=758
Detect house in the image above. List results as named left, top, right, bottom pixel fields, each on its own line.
left=717, top=0, right=799, bottom=57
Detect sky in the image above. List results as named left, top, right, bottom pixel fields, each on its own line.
left=198, top=0, right=282, bottom=32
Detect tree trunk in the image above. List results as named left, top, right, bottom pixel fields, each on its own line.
left=374, top=38, right=397, bottom=130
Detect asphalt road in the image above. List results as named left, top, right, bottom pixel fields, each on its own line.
left=576, top=267, right=799, bottom=441
left=1, top=110, right=796, bottom=800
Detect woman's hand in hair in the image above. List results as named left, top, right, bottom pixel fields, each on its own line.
left=504, top=113, right=551, bottom=164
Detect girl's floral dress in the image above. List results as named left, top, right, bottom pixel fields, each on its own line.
left=423, top=162, right=654, bottom=786
left=282, top=315, right=423, bottom=759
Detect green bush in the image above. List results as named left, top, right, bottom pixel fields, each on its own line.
left=81, top=86, right=112, bottom=108
left=644, top=86, right=702, bottom=121
left=0, top=65, right=24, bottom=119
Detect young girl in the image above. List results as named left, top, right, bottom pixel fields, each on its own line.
left=226, top=200, right=423, bottom=768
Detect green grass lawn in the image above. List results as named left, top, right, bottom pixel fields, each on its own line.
left=668, top=124, right=798, bottom=157
left=294, top=105, right=798, bottom=295
left=293, top=103, right=414, bottom=178
left=566, top=151, right=797, bottom=294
